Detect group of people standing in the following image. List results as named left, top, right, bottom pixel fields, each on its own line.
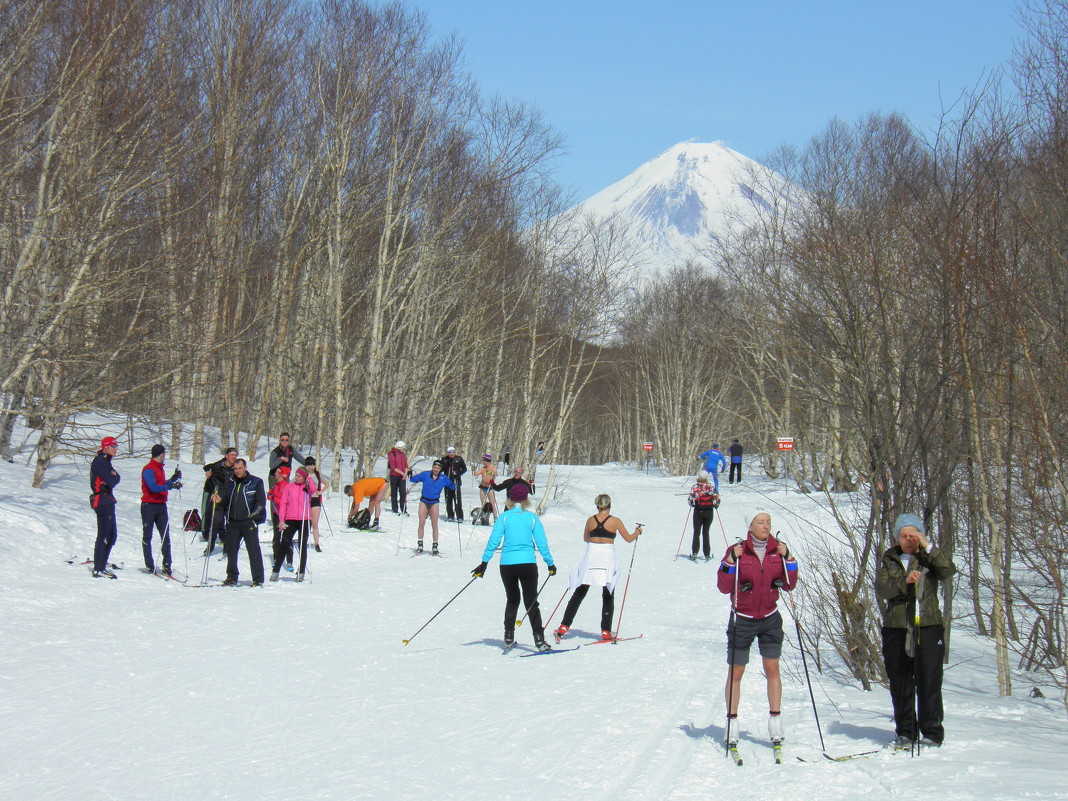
left=89, top=432, right=329, bottom=586
left=372, top=441, right=537, bottom=553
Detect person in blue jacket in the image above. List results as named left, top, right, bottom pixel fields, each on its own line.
left=471, top=483, right=556, bottom=651
left=90, top=436, right=122, bottom=578
left=699, top=444, right=728, bottom=492
left=409, top=460, right=455, bottom=555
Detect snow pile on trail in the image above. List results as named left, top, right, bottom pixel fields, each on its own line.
left=1, top=446, right=1065, bottom=801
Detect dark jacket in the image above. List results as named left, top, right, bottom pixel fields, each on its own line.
left=717, top=533, right=799, bottom=619
left=90, top=451, right=120, bottom=509
left=492, top=476, right=535, bottom=495
left=202, top=458, right=236, bottom=494
left=875, top=543, right=956, bottom=628
left=268, top=444, right=306, bottom=479
left=440, top=455, right=467, bottom=485
left=220, top=473, right=267, bottom=525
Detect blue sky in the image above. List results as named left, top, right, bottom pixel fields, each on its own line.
left=408, top=1, right=1022, bottom=203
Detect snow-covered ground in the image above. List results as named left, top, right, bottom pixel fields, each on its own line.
left=1, top=445, right=1065, bottom=800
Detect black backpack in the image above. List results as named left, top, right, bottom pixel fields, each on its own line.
left=348, top=509, right=371, bottom=530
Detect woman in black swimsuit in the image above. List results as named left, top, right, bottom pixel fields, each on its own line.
left=553, top=494, right=642, bottom=643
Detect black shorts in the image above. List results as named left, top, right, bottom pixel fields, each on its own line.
left=726, top=611, right=784, bottom=665
left=310, top=497, right=322, bottom=508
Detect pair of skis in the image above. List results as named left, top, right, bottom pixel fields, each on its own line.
left=515, top=633, right=644, bottom=657
left=730, top=743, right=880, bottom=768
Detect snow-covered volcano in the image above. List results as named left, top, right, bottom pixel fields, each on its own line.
left=572, top=141, right=788, bottom=281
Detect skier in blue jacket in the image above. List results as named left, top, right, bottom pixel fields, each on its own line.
left=699, top=444, right=728, bottom=492
left=409, top=460, right=455, bottom=555
left=471, top=483, right=556, bottom=651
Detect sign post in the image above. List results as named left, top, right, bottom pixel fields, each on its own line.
left=777, top=438, right=794, bottom=494
left=642, top=442, right=654, bottom=473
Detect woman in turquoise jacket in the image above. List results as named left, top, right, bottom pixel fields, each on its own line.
left=471, top=483, right=556, bottom=651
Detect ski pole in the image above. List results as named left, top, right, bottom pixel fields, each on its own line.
left=402, top=577, right=478, bottom=646
left=725, top=538, right=742, bottom=755
left=782, top=577, right=825, bottom=753
left=515, top=574, right=552, bottom=627
left=175, top=486, right=189, bottom=578
left=674, top=507, right=692, bottom=560
left=201, top=498, right=218, bottom=586
left=395, top=485, right=414, bottom=555
left=612, top=524, right=643, bottom=639
left=716, top=504, right=730, bottom=546
left=543, top=587, right=569, bottom=628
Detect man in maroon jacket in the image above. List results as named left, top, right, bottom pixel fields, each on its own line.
left=717, top=511, right=799, bottom=748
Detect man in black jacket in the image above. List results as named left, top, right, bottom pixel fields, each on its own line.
left=440, top=447, right=468, bottom=522
left=213, top=459, right=267, bottom=587
left=201, top=447, right=237, bottom=555
left=728, top=439, right=744, bottom=484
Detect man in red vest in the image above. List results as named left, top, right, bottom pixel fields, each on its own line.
left=141, top=444, right=182, bottom=575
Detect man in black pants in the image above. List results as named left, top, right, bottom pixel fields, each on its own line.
left=728, top=439, right=744, bottom=484
left=201, top=447, right=238, bottom=555
left=875, top=513, right=956, bottom=748
left=214, top=459, right=266, bottom=587
left=440, top=446, right=467, bottom=522
left=140, top=444, right=182, bottom=575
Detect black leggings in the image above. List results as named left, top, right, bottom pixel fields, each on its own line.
left=500, top=563, right=544, bottom=639
left=561, top=584, right=615, bottom=633
left=274, top=520, right=310, bottom=574
left=692, top=508, right=713, bottom=557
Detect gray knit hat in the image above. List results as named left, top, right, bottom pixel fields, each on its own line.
left=892, top=513, right=926, bottom=538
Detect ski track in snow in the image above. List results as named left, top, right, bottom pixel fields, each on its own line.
left=1, top=455, right=1066, bottom=800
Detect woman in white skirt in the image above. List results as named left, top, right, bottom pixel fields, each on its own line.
left=553, top=494, right=642, bottom=642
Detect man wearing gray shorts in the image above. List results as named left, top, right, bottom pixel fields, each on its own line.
left=717, top=511, right=799, bottom=747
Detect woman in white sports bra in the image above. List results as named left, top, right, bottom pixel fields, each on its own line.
left=553, top=494, right=642, bottom=643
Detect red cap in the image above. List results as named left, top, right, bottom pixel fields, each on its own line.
left=278, top=466, right=291, bottom=478
left=101, top=437, right=119, bottom=450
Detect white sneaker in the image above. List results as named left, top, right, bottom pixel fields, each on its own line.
left=724, top=717, right=739, bottom=745
left=768, top=714, right=784, bottom=743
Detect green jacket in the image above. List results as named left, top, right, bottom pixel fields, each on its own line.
left=875, top=544, right=956, bottom=629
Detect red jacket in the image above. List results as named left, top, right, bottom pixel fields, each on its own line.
left=141, top=460, right=169, bottom=504
left=388, top=448, right=408, bottom=477
left=717, top=533, right=798, bottom=619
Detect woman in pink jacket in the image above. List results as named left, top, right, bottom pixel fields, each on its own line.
left=271, top=467, right=314, bottom=582
left=717, top=511, right=799, bottom=748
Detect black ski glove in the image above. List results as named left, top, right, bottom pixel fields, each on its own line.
left=170, top=468, right=182, bottom=481
left=169, top=480, right=183, bottom=490
left=471, top=561, right=488, bottom=578
left=688, top=498, right=695, bottom=508
left=547, top=564, right=557, bottom=577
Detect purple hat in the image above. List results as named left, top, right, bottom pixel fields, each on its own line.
left=508, top=483, right=529, bottom=502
